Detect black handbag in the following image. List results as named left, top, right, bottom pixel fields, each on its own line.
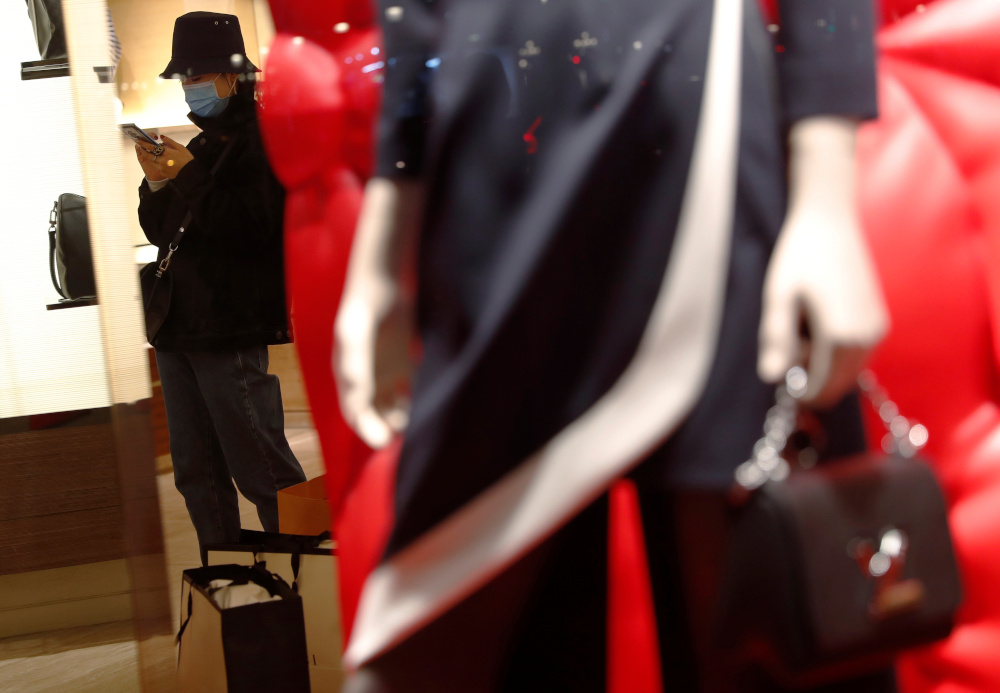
left=716, top=369, right=962, bottom=688
left=140, top=248, right=176, bottom=344
left=47, top=193, right=96, bottom=300
left=25, top=0, right=67, bottom=60
left=140, top=138, right=237, bottom=345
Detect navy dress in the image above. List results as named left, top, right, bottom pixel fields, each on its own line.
left=351, top=0, right=882, bottom=690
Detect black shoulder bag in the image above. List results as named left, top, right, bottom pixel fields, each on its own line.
left=715, top=368, right=962, bottom=688
left=140, top=137, right=237, bottom=345
left=25, top=0, right=67, bottom=60
left=47, top=192, right=96, bottom=300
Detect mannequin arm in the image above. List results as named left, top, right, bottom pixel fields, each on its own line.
left=758, top=116, right=889, bottom=405
left=335, top=177, right=425, bottom=448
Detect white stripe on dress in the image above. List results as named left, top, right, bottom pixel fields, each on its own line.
left=346, top=0, right=745, bottom=668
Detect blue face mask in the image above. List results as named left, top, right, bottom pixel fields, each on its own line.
left=182, top=75, right=233, bottom=118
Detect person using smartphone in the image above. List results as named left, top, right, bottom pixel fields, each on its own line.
left=134, top=11, right=305, bottom=550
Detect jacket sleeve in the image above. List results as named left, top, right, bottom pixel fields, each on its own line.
left=137, top=178, right=178, bottom=248
left=776, top=0, right=878, bottom=123
left=167, top=134, right=285, bottom=250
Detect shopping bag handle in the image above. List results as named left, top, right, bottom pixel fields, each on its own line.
left=175, top=589, right=194, bottom=646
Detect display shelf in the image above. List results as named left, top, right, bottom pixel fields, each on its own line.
left=46, top=297, right=98, bottom=310
left=20, top=58, right=69, bottom=80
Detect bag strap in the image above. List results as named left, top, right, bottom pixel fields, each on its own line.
left=252, top=546, right=306, bottom=594
left=732, top=368, right=931, bottom=493
left=290, top=551, right=301, bottom=593
left=175, top=587, right=194, bottom=645
left=47, top=201, right=66, bottom=298
left=153, top=136, right=239, bottom=279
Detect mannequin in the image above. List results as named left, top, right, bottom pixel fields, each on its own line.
left=331, top=1, right=888, bottom=691
left=259, top=0, right=1000, bottom=689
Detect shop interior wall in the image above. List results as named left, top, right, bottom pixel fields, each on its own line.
left=0, top=6, right=111, bottom=419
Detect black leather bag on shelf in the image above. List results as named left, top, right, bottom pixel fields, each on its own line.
left=25, top=0, right=67, bottom=60
left=716, top=370, right=963, bottom=688
left=47, top=193, right=96, bottom=300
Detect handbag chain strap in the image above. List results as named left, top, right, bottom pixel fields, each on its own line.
left=733, top=367, right=930, bottom=492
left=155, top=212, right=191, bottom=278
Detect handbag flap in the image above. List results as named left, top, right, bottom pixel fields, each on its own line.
left=770, top=455, right=962, bottom=660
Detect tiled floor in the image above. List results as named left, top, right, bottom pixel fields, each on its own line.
left=0, top=418, right=324, bottom=692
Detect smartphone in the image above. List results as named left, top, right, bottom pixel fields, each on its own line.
left=119, top=123, right=159, bottom=146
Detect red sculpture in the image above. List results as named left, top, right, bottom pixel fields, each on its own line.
left=256, top=1, right=386, bottom=638
left=858, top=1, right=1000, bottom=691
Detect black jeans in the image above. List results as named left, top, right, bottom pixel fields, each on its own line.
left=156, top=345, right=306, bottom=549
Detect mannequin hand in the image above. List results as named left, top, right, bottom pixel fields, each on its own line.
left=334, top=178, right=423, bottom=448
left=335, top=280, right=414, bottom=449
left=758, top=118, right=888, bottom=406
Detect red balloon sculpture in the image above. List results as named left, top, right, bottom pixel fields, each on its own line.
left=257, top=1, right=392, bottom=640
left=858, top=1, right=1000, bottom=691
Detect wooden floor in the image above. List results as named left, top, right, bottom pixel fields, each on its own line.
left=0, top=417, right=325, bottom=692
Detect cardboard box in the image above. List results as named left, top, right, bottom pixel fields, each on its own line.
left=278, top=475, right=331, bottom=536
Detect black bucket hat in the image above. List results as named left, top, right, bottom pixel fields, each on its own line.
left=159, top=12, right=259, bottom=79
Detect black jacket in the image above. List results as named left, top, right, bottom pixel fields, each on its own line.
left=138, top=88, right=290, bottom=352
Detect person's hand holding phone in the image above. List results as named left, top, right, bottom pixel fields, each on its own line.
left=134, top=132, right=165, bottom=181
left=135, top=135, right=195, bottom=181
